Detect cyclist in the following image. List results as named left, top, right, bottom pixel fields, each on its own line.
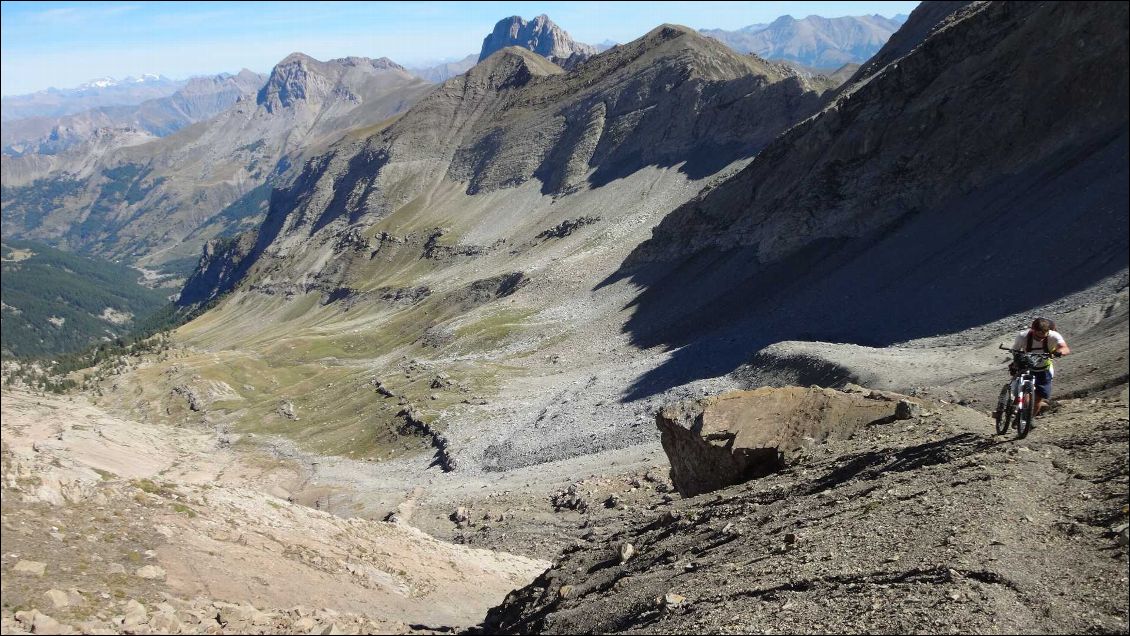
left=1009, top=317, right=1070, bottom=418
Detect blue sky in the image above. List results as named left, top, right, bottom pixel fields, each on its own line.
left=0, top=1, right=920, bottom=96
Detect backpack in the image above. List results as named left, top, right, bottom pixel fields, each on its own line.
left=1025, top=331, right=1051, bottom=353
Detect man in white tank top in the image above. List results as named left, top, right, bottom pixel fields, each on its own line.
left=1011, top=317, right=1071, bottom=417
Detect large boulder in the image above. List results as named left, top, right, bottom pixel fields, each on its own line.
left=657, top=386, right=898, bottom=497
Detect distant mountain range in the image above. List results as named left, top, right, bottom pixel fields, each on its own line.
left=0, top=12, right=855, bottom=283
left=700, top=13, right=907, bottom=68
left=180, top=22, right=835, bottom=305
left=407, top=55, right=480, bottom=83
left=1, top=54, right=433, bottom=273
left=1, top=12, right=904, bottom=113
left=1, top=75, right=184, bottom=121
left=74, top=74, right=168, bottom=90
left=1, top=70, right=266, bottom=162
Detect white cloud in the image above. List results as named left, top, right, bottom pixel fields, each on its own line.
left=26, top=3, right=142, bottom=25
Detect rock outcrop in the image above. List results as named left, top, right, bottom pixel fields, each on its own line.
left=256, top=54, right=406, bottom=113
left=179, top=232, right=258, bottom=305
left=479, top=15, right=597, bottom=67
left=657, top=386, right=898, bottom=497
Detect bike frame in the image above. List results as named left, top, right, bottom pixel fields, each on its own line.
left=1011, top=372, right=1035, bottom=411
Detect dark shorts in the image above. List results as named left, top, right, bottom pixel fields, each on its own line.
left=1033, top=371, right=1053, bottom=399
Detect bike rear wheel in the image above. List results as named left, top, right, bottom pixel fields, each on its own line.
left=1016, top=384, right=1034, bottom=439
left=994, top=384, right=1011, bottom=435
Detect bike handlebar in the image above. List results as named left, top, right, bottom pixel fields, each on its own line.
left=999, top=345, right=1059, bottom=357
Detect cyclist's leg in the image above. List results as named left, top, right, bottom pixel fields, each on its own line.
left=1033, top=371, right=1052, bottom=416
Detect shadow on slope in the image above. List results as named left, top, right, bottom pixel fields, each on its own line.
left=603, top=130, right=1129, bottom=401
left=574, top=71, right=819, bottom=190
left=586, top=138, right=757, bottom=189
left=804, top=433, right=994, bottom=496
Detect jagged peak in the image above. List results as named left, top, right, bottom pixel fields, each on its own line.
left=332, top=55, right=371, bottom=66
left=256, top=53, right=410, bottom=112
left=527, top=14, right=555, bottom=29
left=270, top=53, right=406, bottom=75
left=258, top=54, right=335, bottom=112
left=180, top=74, right=228, bottom=91
left=479, top=14, right=596, bottom=63
left=631, top=23, right=732, bottom=53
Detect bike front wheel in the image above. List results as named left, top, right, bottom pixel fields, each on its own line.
left=1016, top=384, right=1034, bottom=439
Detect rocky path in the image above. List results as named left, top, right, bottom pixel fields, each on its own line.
left=483, top=387, right=1130, bottom=634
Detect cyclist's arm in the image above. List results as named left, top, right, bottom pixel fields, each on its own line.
left=1050, top=331, right=1070, bottom=356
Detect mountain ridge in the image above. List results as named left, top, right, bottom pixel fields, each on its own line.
left=1, top=75, right=184, bottom=121
left=179, top=24, right=831, bottom=305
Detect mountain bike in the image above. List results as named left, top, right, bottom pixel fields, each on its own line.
left=993, top=346, right=1055, bottom=439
